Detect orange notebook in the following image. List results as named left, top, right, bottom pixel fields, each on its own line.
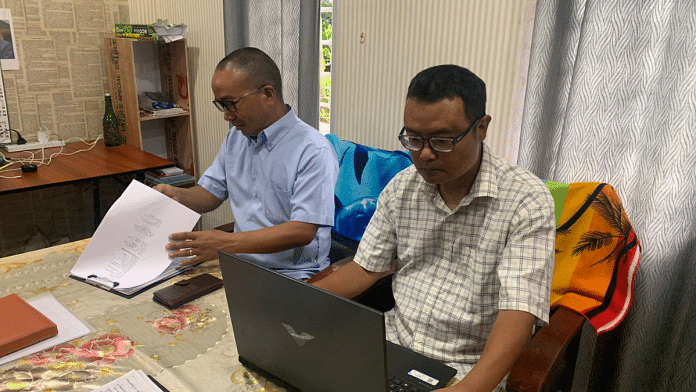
left=0, top=294, right=58, bottom=358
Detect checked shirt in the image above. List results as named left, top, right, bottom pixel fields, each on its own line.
left=354, top=143, right=555, bottom=381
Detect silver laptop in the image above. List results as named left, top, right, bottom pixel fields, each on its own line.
left=219, top=251, right=457, bottom=392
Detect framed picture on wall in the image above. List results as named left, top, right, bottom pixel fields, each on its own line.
left=0, top=9, right=18, bottom=70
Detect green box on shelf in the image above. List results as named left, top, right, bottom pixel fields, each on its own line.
left=114, top=24, right=158, bottom=39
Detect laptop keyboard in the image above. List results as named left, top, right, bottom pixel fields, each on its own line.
left=389, top=374, right=430, bottom=392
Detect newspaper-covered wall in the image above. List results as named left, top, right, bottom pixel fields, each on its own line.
left=2, top=0, right=129, bottom=143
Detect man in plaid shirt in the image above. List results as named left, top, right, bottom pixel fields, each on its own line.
left=314, top=65, right=555, bottom=392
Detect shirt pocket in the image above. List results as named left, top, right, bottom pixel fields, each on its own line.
left=263, top=182, right=293, bottom=225
left=459, top=247, right=502, bottom=325
left=438, top=249, right=477, bottom=313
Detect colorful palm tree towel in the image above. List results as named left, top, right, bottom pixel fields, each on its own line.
left=325, top=134, right=412, bottom=242
left=545, top=181, right=641, bottom=333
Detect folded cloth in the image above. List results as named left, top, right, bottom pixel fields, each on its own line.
left=547, top=182, right=641, bottom=333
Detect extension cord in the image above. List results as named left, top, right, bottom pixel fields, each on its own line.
left=4, top=140, right=65, bottom=152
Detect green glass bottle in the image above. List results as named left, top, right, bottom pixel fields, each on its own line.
left=103, top=93, right=122, bottom=147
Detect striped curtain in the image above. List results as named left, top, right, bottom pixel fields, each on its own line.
left=519, top=1, right=696, bottom=391
left=222, top=0, right=320, bottom=128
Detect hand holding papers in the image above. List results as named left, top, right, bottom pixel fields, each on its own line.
left=70, top=180, right=200, bottom=297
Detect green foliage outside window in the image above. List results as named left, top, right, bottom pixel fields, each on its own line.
left=320, top=2, right=332, bottom=125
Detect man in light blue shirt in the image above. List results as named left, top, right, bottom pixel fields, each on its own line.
left=155, top=47, right=338, bottom=279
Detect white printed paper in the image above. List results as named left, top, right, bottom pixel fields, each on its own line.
left=93, top=369, right=164, bottom=392
left=71, top=180, right=200, bottom=289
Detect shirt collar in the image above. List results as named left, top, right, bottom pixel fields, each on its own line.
left=418, top=142, right=499, bottom=208
left=247, top=105, right=297, bottom=150
left=467, top=142, right=498, bottom=200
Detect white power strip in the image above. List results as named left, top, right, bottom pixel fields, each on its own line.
left=4, top=140, right=65, bottom=152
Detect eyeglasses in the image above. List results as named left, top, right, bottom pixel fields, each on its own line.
left=212, top=85, right=266, bottom=112
left=398, top=117, right=482, bottom=153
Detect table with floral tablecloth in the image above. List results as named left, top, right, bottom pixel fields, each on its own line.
left=0, top=239, right=285, bottom=392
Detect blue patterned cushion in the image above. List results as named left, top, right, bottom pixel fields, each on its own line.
left=325, top=134, right=413, bottom=242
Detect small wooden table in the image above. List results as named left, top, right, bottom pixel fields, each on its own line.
left=0, top=139, right=174, bottom=227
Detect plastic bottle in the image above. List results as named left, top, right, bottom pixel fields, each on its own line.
left=103, top=93, right=122, bottom=147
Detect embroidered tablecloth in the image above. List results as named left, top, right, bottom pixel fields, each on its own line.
left=0, top=239, right=285, bottom=392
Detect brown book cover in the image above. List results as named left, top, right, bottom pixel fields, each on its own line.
left=0, top=294, right=58, bottom=358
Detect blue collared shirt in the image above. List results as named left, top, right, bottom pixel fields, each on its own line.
left=199, top=108, right=338, bottom=279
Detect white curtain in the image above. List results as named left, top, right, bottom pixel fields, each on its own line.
left=222, top=0, right=320, bottom=128
left=519, top=0, right=696, bottom=390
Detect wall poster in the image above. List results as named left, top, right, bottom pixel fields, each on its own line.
left=0, top=9, right=18, bottom=70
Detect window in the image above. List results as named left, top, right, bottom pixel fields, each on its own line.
left=319, top=1, right=332, bottom=134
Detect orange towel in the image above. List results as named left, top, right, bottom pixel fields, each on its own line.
left=550, top=182, right=641, bottom=333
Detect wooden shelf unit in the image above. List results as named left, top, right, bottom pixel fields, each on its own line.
left=104, top=37, right=195, bottom=176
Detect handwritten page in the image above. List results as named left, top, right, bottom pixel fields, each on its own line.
left=71, top=180, right=200, bottom=289
left=0, top=294, right=92, bottom=365
left=93, top=369, right=164, bottom=392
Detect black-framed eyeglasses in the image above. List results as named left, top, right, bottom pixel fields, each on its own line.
left=212, top=85, right=266, bottom=112
left=398, top=117, right=483, bottom=153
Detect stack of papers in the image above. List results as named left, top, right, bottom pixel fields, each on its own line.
left=70, top=180, right=200, bottom=297
left=152, top=19, right=187, bottom=43
left=142, top=107, right=187, bottom=116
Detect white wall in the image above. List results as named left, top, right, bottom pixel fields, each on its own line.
left=332, top=0, right=536, bottom=162
left=128, top=0, right=232, bottom=230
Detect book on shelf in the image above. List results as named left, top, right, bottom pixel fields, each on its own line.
left=113, top=21, right=187, bottom=44
left=141, top=107, right=187, bottom=116
left=144, top=171, right=196, bottom=188
left=113, top=24, right=158, bottom=40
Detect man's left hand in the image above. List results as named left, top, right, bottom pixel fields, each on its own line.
left=166, top=230, right=232, bottom=267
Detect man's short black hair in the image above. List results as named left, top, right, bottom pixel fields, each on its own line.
left=217, top=47, right=283, bottom=100
left=406, top=64, right=486, bottom=122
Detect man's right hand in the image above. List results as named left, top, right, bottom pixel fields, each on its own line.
left=312, top=260, right=390, bottom=299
